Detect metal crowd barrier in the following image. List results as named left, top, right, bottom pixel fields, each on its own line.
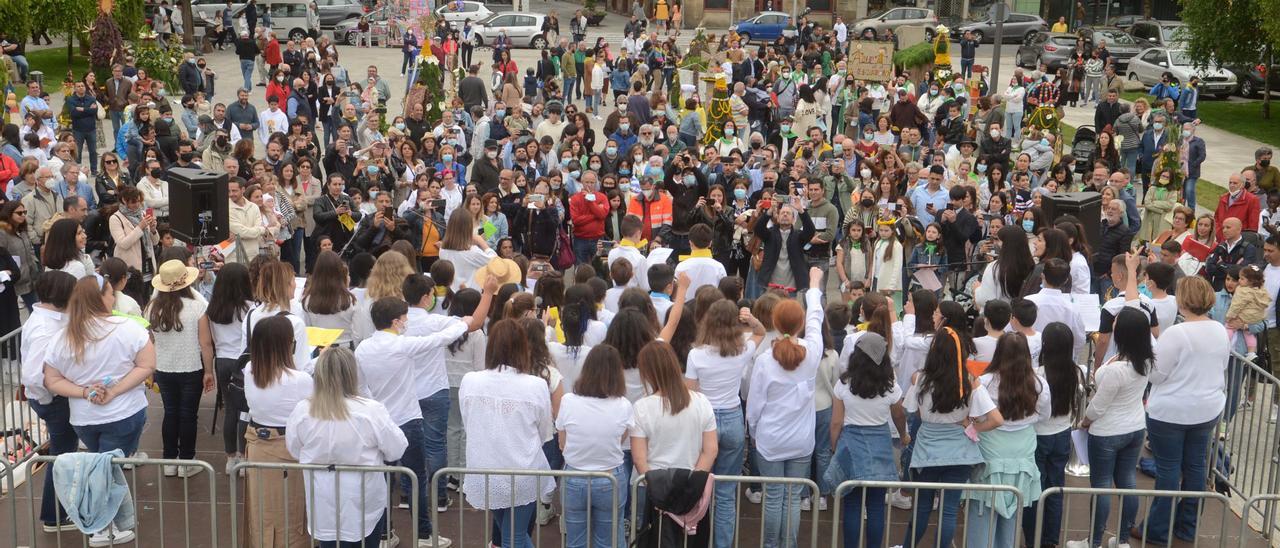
left=0, top=328, right=38, bottom=489
left=431, top=466, right=621, bottom=548
left=1240, top=494, right=1280, bottom=547
left=1218, top=351, right=1280, bottom=540
left=630, top=473, right=822, bottom=548
left=831, top=479, right=1024, bottom=548
left=230, top=461, right=419, bottom=548
left=3, top=455, right=218, bottom=547
left=1033, top=486, right=1233, bottom=548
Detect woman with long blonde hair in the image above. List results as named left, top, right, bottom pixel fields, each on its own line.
left=351, top=250, right=416, bottom=342
left=248, top=260, right=310, bottom=369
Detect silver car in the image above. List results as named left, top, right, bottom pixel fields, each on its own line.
left=1127, top=47, right=1237, bottom=98
left=853, top=7, right=938, bottom=40
left=434, top=1, right=493, bottom=30
left=472, top=12, right=548, bottom=50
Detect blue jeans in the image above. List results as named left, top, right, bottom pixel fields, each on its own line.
left=841, top=486, right=887, bottom=548
left=110, top=110, right=124, bottom=141
left=1225, top=356, right=1247, bottom=424
left=317, top=512, right=387, bottom=547
left=902, top=464, right=972, bottom=548
left=1023, top=429, right=1071, bottom=547
left=1183, top=176, right=1198, bottom=209
left=73, top=407, right=147, bottom=455
left=966, top=502, right=1019, bottom=548
left=806, top=406, right=833, bottom=498
left=564, top=77, right=578, bottom=103
left=960, top=58, right=974, bottom=78
left=73, top=129, right=97, bottom=173
left=563, top=465, right=627, bottom=548
left=493, top=502, right=537, bottom=548
left=711, top=407, right=746, bottom=548
left=11, top=54, right=28, bottom=81
left=1120, top=148, right=1139, bottom=179
left=1088, top=429, right=1145, bottom=546
left=418, top=389, right=450, bottom=506
left=155, top=370, right=203, bottom=460
left=28, top=397, right=78, bottom=525
left=240, top=59, right=255, bottom=91
left=1004, top=110, right=1023, bottom=140
left=754, top=454, right=810, bottom=548
left=396, top=419, right=435, bottom=537
left=898, top=413, right=922, bottom=482
left=572, top=236, right=599, bottom=266
left=1141, top=416, right=1217, bottom=543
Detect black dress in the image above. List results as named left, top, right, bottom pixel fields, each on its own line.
left=0, top=246, right=21, bottom=337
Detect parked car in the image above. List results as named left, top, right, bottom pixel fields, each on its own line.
left=1230, top=63, right=1280, bottom=98
left=853, top=7, right=938, bottom=40
left=1127, top=47, right=1237, bottom=98
left=471, top=12, right=548, bottom=49
left=1076, top=26, right=1143, bottom=70
left=950, top=12, right=1046, bottom=44
left=313, top=0, right=366, bottom=28
left=1107, top=14, right=1143, bottom=31
left=434, top=1, right=493, bottom=30
left=332, top=8, right=389, bottom=44
left=728, top=11, right=797, bottom=43
left=1015, top=32, right=1079, bottom=71
left=1128, top=19, right=1187, bottom=48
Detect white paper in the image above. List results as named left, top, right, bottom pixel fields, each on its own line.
left=293, top=277, right=307, bottom=302
left=913, top=268, right=942, bottom=292
left=812, top=217, right=828, bottom=230
left=1070, top=429, right=1090, bottom=466
left=1071, top=293, right=1103, bottom=332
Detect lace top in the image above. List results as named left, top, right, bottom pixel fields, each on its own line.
left=458, top=366, right=556, bottom=509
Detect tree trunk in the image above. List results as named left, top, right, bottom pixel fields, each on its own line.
left=181, top=0, right=195, bottom=46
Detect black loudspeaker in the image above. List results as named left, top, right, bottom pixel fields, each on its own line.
left=167, top=167, right=229, bottom=246
left=1042, top=191, right=1102, bottom=251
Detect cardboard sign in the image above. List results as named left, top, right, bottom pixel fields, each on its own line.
left=848, top=41, right=896, bottom=82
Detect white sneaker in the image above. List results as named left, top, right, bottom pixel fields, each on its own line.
left=888, top=491, right=913, bottom=509
left=417, top=536, right=452, bottom=547
left=121, top=452, right=146, bottom=470
left=42, top=519, right=77, bottom=533
left=800, top=497, right=811, bottom=511
left=179, top=465, right=204, bottom=478
left=380, top=531, right=400, bottom=548
left=436, top=497, right=451, bottom=513
left=745, top=488, right=762, bottom=504
left=88, top=525, right=136, bottom=547
left=1063, top=540, right=1091, bottom=548
left=1106, top=537, right=1131, bottom=548
left=225, top=456, right=243, bottom=475
left=536, top=502, right=556, bottom=525
left=817, top=496, right=828, bottom=511
left=163, top=465, right=178, bottom=477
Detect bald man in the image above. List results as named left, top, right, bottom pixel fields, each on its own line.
left=1205, top=216, right=1262, bottom=290
left=1215, top=172, right=1261, bottom=240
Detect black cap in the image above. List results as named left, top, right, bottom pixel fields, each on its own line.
left=484, top=139, right=498, bottom=149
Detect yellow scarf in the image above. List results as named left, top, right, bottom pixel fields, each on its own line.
left=548, top=306, right=566, bottom=343
left=679, top=248, right=713, bottom=261
left=621, top=238, right=648, bottom=249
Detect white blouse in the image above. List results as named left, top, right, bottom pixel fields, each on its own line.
left=150, top=295, right=209, bottom=374
left=458, top=367, right=555, bottom=509
left=438, top=246, right=497, bottom=292
left=1148, top=321, right=1229, bottom=425
left=244, top=366, right=314, bottom=428
left=44, top=316, right=151, bottom=426
left=745, top=289, right=825, bottom=462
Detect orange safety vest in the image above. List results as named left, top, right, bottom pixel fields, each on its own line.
left=626, top=191, right=673, bottom=240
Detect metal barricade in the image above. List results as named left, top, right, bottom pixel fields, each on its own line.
left=830, top=479, right=1024, bottom=548
left=1240, top=494, right=1280, bottom=548
left=431, top=467, right=622, bottom=548
left=0, top=328, right=36, bottom=484
left=1033, top=487, right=1233, bottom=548
left=1218, top=353, right=1280, bottom=513
left=3, top=455, right=217, bottom=547
left=630, top=473, right=822, bottom=548
left=230, top=461, right=418, bottom=548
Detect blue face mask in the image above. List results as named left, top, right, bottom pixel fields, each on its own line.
left=619, top=168, right=631, bottom=176
left=1040, top=138, right=1049, bottom=147
left=561, top=158, right=572, bottom=167
left=734, top=188, right=747, bottom=200
left=1022, top=219, right=1035, bottom=232
left=683, top=174, right=696, bottom=186
left=1137, top=282, right=1152, bottom=298
left=606, top=146, right=618, bottom=156
left=368, top=165, right=380, bottom=174
left=977, top=164, right=988, bottom=173
left=495, top=109, right=505, bottom=118
left=833, top=145, right=844, bottom=155
left=648, top=166, right=664, bottom=181
left=442, top=154, right=453, bottom=163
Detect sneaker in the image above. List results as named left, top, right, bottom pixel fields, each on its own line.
left=1106, top=537, right=1131, bottom=548
left=397, top=500, right=411, bottom=510
left=417, top=536, right=452, bottom=547
left=122, top=452, right=146, bottom=470
left=817, top=496, right=828, bottom=511
left=380, top=531, right=400, bottom=548
left=225, top=456, right=244, bottom=475
left=42, top=518, right=77, bottom=533
left=800, top=497, right=811, bottom=511
left=888, top=490, right=913, bottom=509
left=179, top=465, right=204, bottom=478
left=436, top=497, right=451, bottom=513
left=745, top=488, right=762, bottom=504
left=536, top=502, right=556, bottom=526
left=88, top=525, right=136, bottom=547
left=446, top=477, right=460, bottom=492
left=1064, top=540, right=1092, bottom=548
left=163, top=465, right=178, bottom=477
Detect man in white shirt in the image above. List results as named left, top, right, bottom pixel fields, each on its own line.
left=972, top=299, right=1010, bottom=362
left=1025, top=258, right=1088, bottom=358
left=607, top=215, right=649, bottom=290
left=675, top=223, right=726, bottom=297
left=257, top=95, right=288, bottom=144
left=1094, top=254, right=1159, bottom=367
left=432, top=109, right=467, bottom=152
left=226, top=178, right=266, bottom=263
left=1010, top=298, right=1044, bottom=363
left=833, top=16, right=848, bottom=49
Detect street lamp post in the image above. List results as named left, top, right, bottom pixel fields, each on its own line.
left=990, top=1, right=1007, bottom=94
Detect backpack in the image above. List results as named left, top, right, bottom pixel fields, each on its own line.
left=222, top=309, right=255, bottom=416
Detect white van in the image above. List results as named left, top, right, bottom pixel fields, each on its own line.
left=195, top=0, right=320, bottom=41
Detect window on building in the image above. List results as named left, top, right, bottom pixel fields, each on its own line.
left=706, top=0, right=729, bottom=9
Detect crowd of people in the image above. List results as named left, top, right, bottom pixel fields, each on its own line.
left=3, top=4, right=1273, bottom=548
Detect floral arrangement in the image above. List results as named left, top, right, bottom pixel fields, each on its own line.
left=128, top=38, right=184, bottom=90
left=89, top=13, right=127, bottom=74
left=413, top=54, right=445, bottom=127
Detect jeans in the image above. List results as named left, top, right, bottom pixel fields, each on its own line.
left=966, top=502, right=1018, bottom=548
left=396, top=419, right=435, bottom=537
left=563, top=465, right=628, bottom=548
left=564, top=77, right=578, bottom=104
left=418, top=389, right=451, bottom=506
left=155, top=370, right=204, bottom=460
left=711, top=407, right=746, bottom=548
left=902, top=464, right=972, bottom=548
left=754, top=454, right=810, bottom=548
left=806, top=406, right=833, bottom=498
left=12, top=54, right=28, bottom=81
left=1225, top=356, right=1247, bottom=424
left=73, top=129, right=97, bottom=173
left=1183, top=176, right=1198, bottom=210
left=1142, top=416, right=1217, bottom=543
left=73, top=407, right=147, bottom=456
left=240, top=59, right=255, bottom=91
left=841, top=486, right=887, bottom=548
left=572, top=236, right=599, bottom=266
left=898, top=413, right=922, bottom=482
left=1084, top=76, right=1104, bottom=104
left=960, top=58, right=974, bottom=78
left=317, top=512, right=387, bottom=547
left=1005, top=110, right=1023, bottom=140
left=110, top=110, right=124, bottom=141
left=1120, top=148, right=1139, bottom=179
left=493, top=502, right=537, bottom=548
left=401, top=51, right=415, bottom=74
left=1023, top=429, right=1071, bottom=547
left=214, top=357, right=246, bottom=455
left=29, top=397, right=78, bottom=524
left=1087, top=429, right=1145, bottom=546
left=460, top=44, right=473, bottom=68
left=585, top=89, right=596, bottom=112
left=447, top=387, right=466, bottom=468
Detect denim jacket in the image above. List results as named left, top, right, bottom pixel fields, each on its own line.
left=53, top=449, right=136, bottom=534
left=1209, top=289, right=1266, bottom=354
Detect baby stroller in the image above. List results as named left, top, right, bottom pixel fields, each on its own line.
left=1070, top=125, right=1097, bottom=175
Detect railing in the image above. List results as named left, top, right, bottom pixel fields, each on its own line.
left=831, top=479, right=1024, bottom=548
left=0, top=327, right=36, bottom=493
left=1219, top=351, right=1280, bottom=540
left=1033, top=487, right=1234, bottom=548
left=631, top=472, right=823, bottom=548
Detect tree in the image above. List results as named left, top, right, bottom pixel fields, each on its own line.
left=1180, top=0, right=1278, bottom=118
left=33, top=0, right=97, bottom=67
left=0, top=0, right=32, bottom=45
left=112, top=0, right=145, bottom=40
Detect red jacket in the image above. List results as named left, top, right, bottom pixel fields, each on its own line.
left=264, top=39, right=282, bottom=65
left=1214, top=190, right=1261, bottom=240
left=569, top=191, right=610, bottom=239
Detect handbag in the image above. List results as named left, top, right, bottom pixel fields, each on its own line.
left=551, top=228, right=575, bottom=271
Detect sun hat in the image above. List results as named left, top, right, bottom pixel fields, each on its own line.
left=152, top=260, right=200, bottom=293
left=473, top=257, right=523, bottom=287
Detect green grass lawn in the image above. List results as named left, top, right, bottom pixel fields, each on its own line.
left=12, top=48, right=91, bottom=98
left=1061, top=121, right=1225, bottom=212
left=1120, top=91, right=1280, bottom=149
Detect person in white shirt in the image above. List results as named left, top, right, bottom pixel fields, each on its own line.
left=258, top=95, right=288, bottom=144
left=1136, top=276, right=1229, bottom=544
left=685, top=299, right=765, bottom=548
left=459, top=319, right=556, bottom=548
left=42, top=273, right=155, bottom=547
left=746, top=268, right=825, bottom=548
left=21, top=271, right=78, bottom=533
left=200, top=262, right=255, bottom=471
left=1144, top=262, right=1180, bottom=334
left=964, top=333, right=1051, bottom=548
left=1024, top=258, right=1088, bottom=359
left=247, top=261, right=310, bottom=369
left=631, top=340, right=718, bottom=473
left=146, top=260, right=213, bottom=478
left=606, top=215, right=649, bottom=290
left=437, top=208, right=498, bottom=291
left=136, top=161, right=171, bottom=219
left=1009, top=299, right=1044, bottom=363
left=286, top=346, right=408, bottom=546
left=972, top=299, right=1011, bottom=362
left=1029, top=323, right=1087, bottom=546
left=674, top=223, right=727, bottom=298
left=555, top=345, right=634, bottom=548
left=647, top=262, right=676, bottom=322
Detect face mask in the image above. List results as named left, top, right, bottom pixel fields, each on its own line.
left=724, top=128, right=735, bottom=137
left=683, top=174, right=696, bottom=186
left=369, top=190, right=379, bottom=200
left=561, top=158, right=572, bottom=168
left=863, top=131, right=873, bottom=139
left=1263, top=159, right=1272, bottom=168
left=442, top=154, right=454, bottom=163
left=860, top=198, right=874, bottom=208
left=368, top=165, right=380, bottom=174
left=180, top=152, right=194, bottom=162
left=733, top=188, right=747, bottom=200
left=751, top=141, right=762, bottom=150
left=977, top=164, right=988, bottom=173
left=990, top=129, right=1001, bottom=138
left=929, top=89, right=939, bottom=96
left=589, top=163, right=601, bottom=170
left=860, top=168, right=872, bottom=179
left=277, top=76, right=285, bottom=82
left=495, top=109, right=505, bottom=118
left=157, top=89, right=167, bottom=98
left=1022, top=219, right=1035, bottom=233
left=648, top=166, right=664, bottom=181
left=395, top=123, right=406, bottom=130
left=781, top=124, right=791, bottom=133
left=634, top=155, right=644, bottom=164
left=551, top=181, right=563, bottom=190
left=619, top=123, right=630, bottom=132
left=606, top=146, right=618, bottom=156
left=150, top=168, right=163, bottom=179
left=833, top=145, right=844, bottom=155
left=1153, top=122, right=1164, bottom=131
left=486, top=150, right=498, bottom=160
left=918, top=178, right=928, bottom=187
left=619, top=168, right=631, bottom=176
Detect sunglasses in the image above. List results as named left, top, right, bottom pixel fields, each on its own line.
left=105, top=159, right=118, bottom=164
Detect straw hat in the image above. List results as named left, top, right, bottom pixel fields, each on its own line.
left=473, top=257, right=523, bottom=288
left=151, top=260, right=200, bottom=293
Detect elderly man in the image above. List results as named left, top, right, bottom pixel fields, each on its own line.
left=54, top=162, right=96, bottom=211
left=1108, top=170, right=1142, bottom=234
left=1092, top=198, right=1133, bottom=294
left=1247, top=147, right=1280, bottom=193
left=21, top=167, right=60, bottom=244
left=1215, top=173, right=1262, bottom=239
left=1205, top=217, right=1261, bottom=290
